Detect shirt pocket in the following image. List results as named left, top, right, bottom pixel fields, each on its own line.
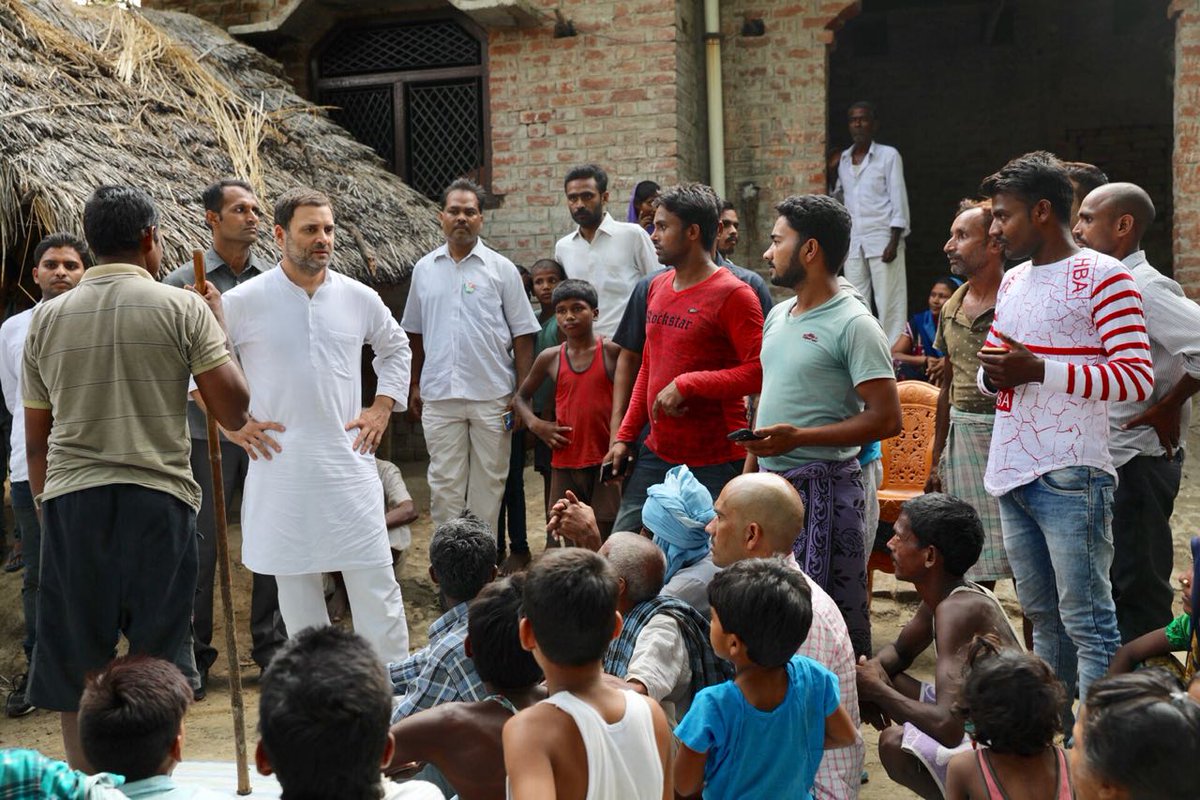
left=323, top=330, right=362, bottom=380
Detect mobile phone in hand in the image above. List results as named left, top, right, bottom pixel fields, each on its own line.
left=502, top=411, right=515, bottom=432
left=727, top=428, right=765, bottom=442
left=600, top=461, right=617, bottom=483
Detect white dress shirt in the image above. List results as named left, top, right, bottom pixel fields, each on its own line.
left=837, top=141, right=911, bottom=259
left=0, top=307, right=33, bottom=482
left=223, top=266, right=411, bottom=575
left=402, top=240, right=540, bottom=402
left=1109, top=250, right=1200, bottom=466
left=555, top=212, right=661, bottom=338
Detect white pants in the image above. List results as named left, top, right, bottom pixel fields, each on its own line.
left=861, top=458, right=883, bottom=557
left=275, top=565, right=410, bottom=662
left=844, top=248, right=908, bottom=344
left=423, top=396, right=512, bottom=531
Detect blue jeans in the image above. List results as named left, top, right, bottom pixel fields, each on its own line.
left=999, top=466, right=1119, bottom=714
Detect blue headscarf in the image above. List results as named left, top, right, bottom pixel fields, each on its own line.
left=643, top=465, right=714, bottom=582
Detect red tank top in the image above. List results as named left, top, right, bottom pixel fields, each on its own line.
left=552, top=337, right=613, bottom=469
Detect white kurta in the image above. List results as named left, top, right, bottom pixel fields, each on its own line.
left=223, top=267, right=411, bottom=575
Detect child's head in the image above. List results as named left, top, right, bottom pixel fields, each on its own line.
left=928, top=276, right=960, bottom=315
left=707, top=558, right=812, bottom=668
left=468, top=574, right=543, bottom=692
left=1073, top=669, right=1200, bottom=800
left=520, top=548, right=620, bottom=667
left=429, top=511, right=498, bottom=605
left=78, top=656, right=192, bottom=782
left=953, top=635, right=1064, bottom=756
left=516, top=264, right=533, bottom=295
left=891, top=493, right=983, bottom=579
left=257, top=626, right=393, bottom=800
left=530, top=258, right=567, bottom=308
left=551, top=279, right=599, bottom=336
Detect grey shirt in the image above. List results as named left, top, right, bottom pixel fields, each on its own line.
left=163, top=248, right=269, bottom=440
left=1108, top=250, right=1200, bottom=467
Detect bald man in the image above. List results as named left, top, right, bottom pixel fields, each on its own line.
left=598, top=532, right=729, bottom=726
left=706, top=474, right=865, bottom=800
left=1074, top=182, right=1200, bottom=642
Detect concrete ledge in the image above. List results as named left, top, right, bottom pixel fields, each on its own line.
left=448, top=0, right=543, bottom=28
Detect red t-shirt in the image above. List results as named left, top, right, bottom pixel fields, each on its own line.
left=617, top=267, right=764, bottom=466
left=552, top=337, right=614, bottom=469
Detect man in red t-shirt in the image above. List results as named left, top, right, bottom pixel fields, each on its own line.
left=605, top=183, right=763, bottom=532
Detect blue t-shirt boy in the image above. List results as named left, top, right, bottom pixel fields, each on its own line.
left=674, top=654, right=840, bottom=799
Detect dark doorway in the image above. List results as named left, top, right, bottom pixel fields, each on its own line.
left=829, top=0, right=1174, bottom=325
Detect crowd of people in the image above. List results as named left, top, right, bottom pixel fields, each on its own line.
left=3, top=100, right=1200, bottom=800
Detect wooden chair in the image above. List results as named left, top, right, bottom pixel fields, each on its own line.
left=867, top=380, right=940, bottom=606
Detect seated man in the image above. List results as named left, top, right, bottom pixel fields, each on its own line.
left=855, top=493, right=1022, bottom=800
left=641, top=465, right=720, bottom=618
left=599, top=531, right=730, bottom=725
left=706, top=472, right=864, bottom=800
left=386, top=575, right=547, bottom=800
left=390, top=512, right=496, bottom=722
left=257, top=627, right=441, bottom=800
left=77, top=656, right=224, bottom=799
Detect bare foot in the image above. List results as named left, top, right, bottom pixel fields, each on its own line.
left=499, top=551, right=532, bottom=576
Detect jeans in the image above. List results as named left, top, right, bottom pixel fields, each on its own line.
left=999, top=466, right=1118, bottom=717
left=12, top=481, right=40, bottom=663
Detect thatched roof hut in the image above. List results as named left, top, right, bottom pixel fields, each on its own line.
left=0, top=0, right=442, bottom=296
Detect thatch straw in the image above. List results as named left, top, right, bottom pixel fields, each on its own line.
left=0, top=0, right=442, bottom=285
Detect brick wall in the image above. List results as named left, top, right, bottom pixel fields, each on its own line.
left=1173, top=0, right=1200, bottom=300
left=828, top=0, right=1178, bottom=312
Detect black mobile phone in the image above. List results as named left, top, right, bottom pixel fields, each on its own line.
left=600, top=461, right=617, bottom=483
left=727, top=428, right=765, bottom=442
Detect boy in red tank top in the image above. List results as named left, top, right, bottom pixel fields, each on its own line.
left=514, top=280, right=623, bottom=537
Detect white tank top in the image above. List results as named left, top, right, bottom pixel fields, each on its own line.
left=542, top=689, right=663, bottom=800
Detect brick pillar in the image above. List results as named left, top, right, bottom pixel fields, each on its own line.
left=1173, top=0, right=1200, bottom=301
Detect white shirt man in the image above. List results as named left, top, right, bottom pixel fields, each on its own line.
left=836, top=103, right=911, bottom=343
left=220, top=188, right=412, bottom=663
left=402, top=180, right=540, bottom=535
left=554, top=166, right=659, bottom=338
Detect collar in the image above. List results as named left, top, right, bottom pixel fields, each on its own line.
left=435, top=238, right=489, bottom=265
left=81, top=264, right=155, bottom=283
left=428, top=601, right=470, bottom=639
left=119, top=775, right=174, bottom=797
left=571, top=212, right=616, bottom=241
left=1121, top=249, right=1148, bottom=270
left=842, top=141, right=877, bottom=161
left=206, top=247, right=266, bottom=276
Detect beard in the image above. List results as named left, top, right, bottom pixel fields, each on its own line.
left=286, top=238, right=330, bottom=274
left=769, top=249, right=805, bottom=288
left=572, top=205, right=604, bottom=229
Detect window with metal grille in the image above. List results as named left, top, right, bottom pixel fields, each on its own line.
left=315, top=18, right=489, bottom=201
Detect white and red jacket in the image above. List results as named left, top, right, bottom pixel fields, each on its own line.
left=980, top=248, right=1153, bottom=496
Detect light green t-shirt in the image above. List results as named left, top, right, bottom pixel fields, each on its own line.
left=756, top=291, right=894, bottom=470
left=23, top=264, right=230, bottom=509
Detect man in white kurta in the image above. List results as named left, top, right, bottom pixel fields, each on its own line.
left=217, top=188, right=411, bottom=663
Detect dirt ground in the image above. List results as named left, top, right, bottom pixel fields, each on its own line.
left=1, top=424, right=1198, bottom=799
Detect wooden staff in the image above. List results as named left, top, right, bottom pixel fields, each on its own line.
left=193, top=249, right=251, bottom=795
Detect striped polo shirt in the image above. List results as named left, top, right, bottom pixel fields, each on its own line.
left=22, top=264, right=230, bottom=509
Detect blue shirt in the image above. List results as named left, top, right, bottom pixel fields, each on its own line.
left=120, top=775, right=228, bottom=799
left=674, top=655, right=839, bottom=800
left=388, top=602, right=485, bottom=722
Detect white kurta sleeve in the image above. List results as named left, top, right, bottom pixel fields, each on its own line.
left=365, top=292, right=412, bottom=411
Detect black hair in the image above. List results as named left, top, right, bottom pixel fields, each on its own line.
left=931, top=276, right=961, bottom=294
left=708, top=558, right=812, bottom=668
left=33, top=232, right=91, bottom=268
left=632, top=180, right=660, bottom=205
left=551, top=278, right=598, bottom=310
left=774, top=194, right=852, bottom=273
left=564, top=164, right=609, bottom=195
left=1063, top=161, right=1109, bottom=200
left=656, top=183, right=721, bottom=251
left=521, top=549, right=619, bottom=666
left=979, top=151, right=1075, bottom=225
left=429, top=511, right=497, bottom=603
left=952, top=635, right=1064, bottom=756
left=83, top=185, right=159, bottom=258
left=274, top=187, right=332, bottom=231
left=848, top=100, right=877, bottom=119
left=202, top=179, right=255, bottom=216
left=441, top=178, right=486, bottom=209
left=259, top=626, right=391, bottom=800
left=468, top=575, right=543, bottom=691
left=900, top=493, right=984, bottom=577
left=78, top=656, right=192, bottom=782
left=530, top=258, right=567, bottom=281
left=1081, top=669, right=1200, bottom=800
left=719, top=199, right=736, bottom=213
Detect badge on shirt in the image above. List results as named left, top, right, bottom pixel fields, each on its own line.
left=463, top=280, right=476, bottom=294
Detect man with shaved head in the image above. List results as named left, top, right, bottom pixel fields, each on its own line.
left=707, top=473, right=865, bottom=799
left=598, top=531, right=729, bottom=726
left=1074, top=182, right=1200, bottom=642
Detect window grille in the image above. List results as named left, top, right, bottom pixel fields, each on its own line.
left=406, top=79, right=483, bottom=200
left=324, top=86, right=396, bottom=170
left=320, top=21, right=481, bottom=77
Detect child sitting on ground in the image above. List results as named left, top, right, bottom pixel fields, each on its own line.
left=257, top=626, right=442, bottom=800
left=513, top=279, right=622, bottom=538
left=1109, top=537, right=1199, bottom=682
left=77, top=655, right=226, bottom=799
left=944, top=636, right=1071, bottom=800
left=529, top=258, right=567, bottom=515
left=674, top=558, right=857, bottom=799
left=503, top=548, right=672, bottom=799
left=385, top=575, right=547, bottom=800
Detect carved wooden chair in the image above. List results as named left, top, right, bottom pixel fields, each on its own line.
left=867, top=380, right=940, bottom=606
